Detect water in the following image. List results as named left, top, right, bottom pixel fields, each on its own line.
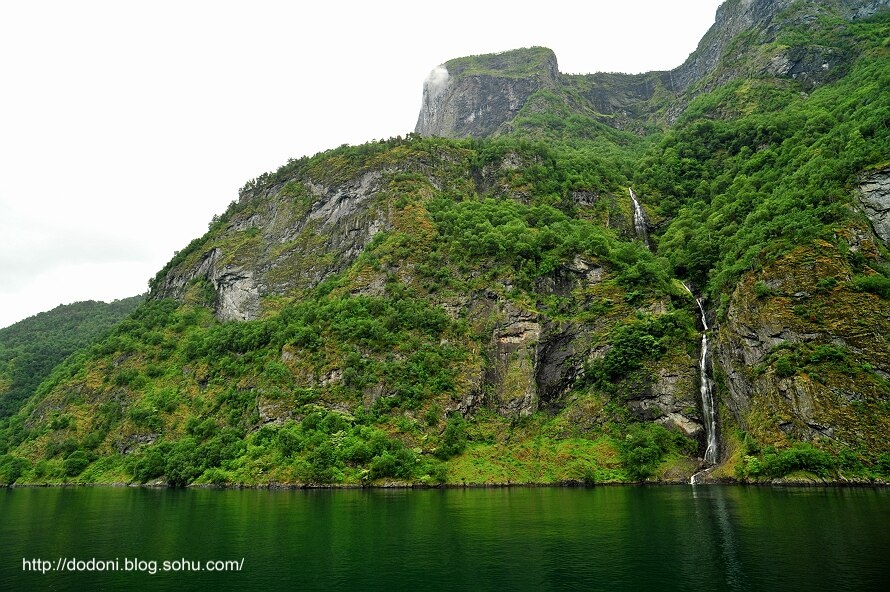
left=2, top=486, right=888, bottom=591
left=629, top=187, right=650, bottom=248
left=683, top=283, right=719, bottom=471
left=694, top=296, right=719, bottom=466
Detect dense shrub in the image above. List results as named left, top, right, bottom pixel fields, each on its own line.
left=742, top=443, right=838, bottom=478
left=618, top=423, right=694, bottom=481
left=853, top=273, right=890, bottom=299
left=0, top=455, right=30, bottom=484
left=62, top=450, right=91, bottom=477
left=435, top=416, right=468, bottom=459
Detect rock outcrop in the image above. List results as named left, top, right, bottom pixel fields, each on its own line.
left=714, top=237, right=890, bottom=451
left=857, top=167, right=890, bottom=245
left=415, top=47, right=560, bottom=138
left=672, top=0, right=889, bottom=92
left=153, top=169, right=392, bottom=321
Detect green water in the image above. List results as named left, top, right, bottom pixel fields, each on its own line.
left=1, top=485, right=887, bottom=591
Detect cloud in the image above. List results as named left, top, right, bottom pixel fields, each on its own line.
left=423, top=66, right=450, bottom=98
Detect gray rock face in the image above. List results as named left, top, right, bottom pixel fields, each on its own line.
left=563, top=72, right=661, bottom=132
left=713, top=233, right=890, bottom=450
left=415, top=48, right=560, bottom=138
left=214, top=267, right=260, bottom=322
left=487, top=302, right=542, bottom=417
left=153, top=247, right=260, bottom=322
left=714, top=299, right=864, bottom=442
left=671, top=0, right=888, bottom=92
left=414, top=48, right=664, bottom=138
left=154, top=169, right=392, bottom=321
left=415, top=1, right=890, bottom=136
left=761, top=45, right=851, bottom=89
left=857, top=167, right=890, bottom=245
left=626, top=365, right=703, bottom=438
left=670, top=0, right=796, bottom=93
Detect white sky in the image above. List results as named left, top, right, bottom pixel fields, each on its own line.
left=0, top=0, right=723, bottom=329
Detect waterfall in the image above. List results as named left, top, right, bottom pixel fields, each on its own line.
left=695, top=298, right=719, bottom=465
left=628, top=188, right=650, bottom=248
left=683, top=283, right=719, bottom=479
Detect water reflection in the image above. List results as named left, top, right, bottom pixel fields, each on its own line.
left=691, top=486, right=744, bottom=590
left=2, top=486, right=888, bottom=591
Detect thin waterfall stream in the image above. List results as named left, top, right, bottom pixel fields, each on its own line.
left=683, top=283, right=719, bottom=484
left=629, top=187, right=650, bottom=248
left=627, top=189, right=717, bottom=483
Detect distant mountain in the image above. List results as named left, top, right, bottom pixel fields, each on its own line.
left=0, top=297, right=144, bottom=418
left=1, top=0, right=888, bottom=488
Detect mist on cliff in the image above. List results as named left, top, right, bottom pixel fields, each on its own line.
left=424, top=66, right=450, bottom=95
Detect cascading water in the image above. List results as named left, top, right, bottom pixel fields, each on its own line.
left=683, top=283, right=719, bottom=483
left=694, top=297, right=718, bottom=465
left=628, top=188, right=650, bottom=248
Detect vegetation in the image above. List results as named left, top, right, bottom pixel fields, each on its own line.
left=444, top=46, right=557, bottom=79
left=2, top=7, right=889, bottom=487
left=0, top=297, right=143, bottom=418
left=635, top=13, right=890, bottom=294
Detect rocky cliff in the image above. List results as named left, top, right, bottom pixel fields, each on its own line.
left=149, top=141, right=705, bottom=436
left=415, top=47, right=561, bottom=138
left=858, top=167, right=890, bottom=245
left=672, top=0, right=890, bottom=96
left=714, top=230, right=890, bottom=458
left=153, top=167, right=394, bottom=321
left=415, top=0, right=890, bottom=137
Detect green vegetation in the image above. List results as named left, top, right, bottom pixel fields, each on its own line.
left=636, top=13, right=890, bottom=294
left=619, top=423, right=697, bottom=482
left=427, top=195, right=665, bottom=291
left=2, top=7, right=889, bottom=487
left=585, top=312, right=693, bottom=386
left=0, top=297, right=143, bottom=418
left=445, top=46, right=557, bottom=79
left=734, top=439, right=890, bottom=482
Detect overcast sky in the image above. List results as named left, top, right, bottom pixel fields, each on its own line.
left=0, top=0, right=723, bottom=329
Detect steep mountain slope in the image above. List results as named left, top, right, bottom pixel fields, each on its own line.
left=415, top=0, right=890, bottom=137
left=1, top=0, right=888, bottom=487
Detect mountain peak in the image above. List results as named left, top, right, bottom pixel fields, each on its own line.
left=414, top=47, right=559, bottom=138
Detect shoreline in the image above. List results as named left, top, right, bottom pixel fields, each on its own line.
left=4, top=476, right=888, bottom=490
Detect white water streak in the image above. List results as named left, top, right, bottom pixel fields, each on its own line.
left=683, top=283, right=719, bottom=475
left=628, top=187, right=650, bottom=248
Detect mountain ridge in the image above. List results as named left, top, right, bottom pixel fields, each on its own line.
left=415, top=0, right=890, bottom=137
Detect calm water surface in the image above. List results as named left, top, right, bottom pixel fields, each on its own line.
left=1, top=485, right=887, bottom=591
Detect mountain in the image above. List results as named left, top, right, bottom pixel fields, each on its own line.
left=0, top=297, right=144, bottom=419
left=1, top=0, right=888, bottom=487
left=416, top=0, right=890, bottom=137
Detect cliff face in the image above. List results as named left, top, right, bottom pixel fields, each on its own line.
left=415, top=0, right=890, bottom=136
left=858, top=167, right=890, bottom=245
left=415, top=47, right=560, bottom=138
left=148, top=142, right=704, bottom=434
left=714, top=231, right=890, bottom=454
left=669, top=0, right=798, bottom=93
left=671, top=0, right=890, bottom=95
left=154, top=176, right=388, bottom=322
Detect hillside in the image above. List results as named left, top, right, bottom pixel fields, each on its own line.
left=0, top=297, right=144, bottom=419
left=1, top=0, right=888, bottom=487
